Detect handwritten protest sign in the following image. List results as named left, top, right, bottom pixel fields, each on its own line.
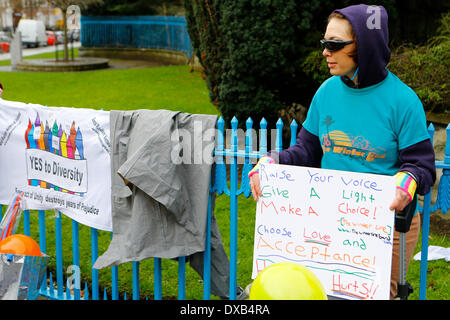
left=252, top=163, right=396, bottom=300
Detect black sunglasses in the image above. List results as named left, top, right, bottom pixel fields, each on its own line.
left=320, top=39, right=354, bottom=52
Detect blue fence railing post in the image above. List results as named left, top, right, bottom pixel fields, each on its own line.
left=23, top=210, right=30, bottom=236
left=290, top=120, right=298, bottom=147
left=38, top=210, right=47, bottom=293
left=91, top=228, right=99, bottom=300
left=111, top=235, right=119, bottom=300
left=132, top=261, right=140, bottom=300
left=178, top=256, right=186, bottom=300
left=202, top=180, right=212, bottom=300
left=83, top=282, right=89, bottom=300
left=213, top=117, right=228, bottom=196
left=419, top=124, right=435, bottom=300
left=38, top=210, right=46, bottom=253
left=72, top=220, right=80, bottom=300
left=445, top=124, right=450, bottom=164
left=259, top=118, right=268, bottom=155
left=241, top=117, right=254, bottom=198
left=48, top=272, right=54, bottom=298
left=154, top=258, right=162, bottom=300
left=229, top=116, right=239, bottom=300
left=275, top=118, right=283, bottom=152
left=419, top=123, right=449, bottom=299
left=55, top=211, right=64, bottom=299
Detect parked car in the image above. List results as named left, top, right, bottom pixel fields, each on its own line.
left=17, top=19, right=47, bottom=47
left=67, top=29, right=80, bottom=42
left=46, top=30, right=56, bottom=45
left=0, top=35, right=10, bottom=53
left=55, top=31, right=64, bottom=44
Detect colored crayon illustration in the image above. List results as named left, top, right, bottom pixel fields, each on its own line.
left=25, top=113, right=85, bottom=196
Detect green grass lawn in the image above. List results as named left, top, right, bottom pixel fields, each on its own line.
left=407, top=228, right=450, bottom=300
left=0, top=57, right=218, bottom=115
left=3, top=66, right=216, bottom=115
left=1, top=53, right=448, bottom=300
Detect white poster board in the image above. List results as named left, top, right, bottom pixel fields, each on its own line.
left=0, top=99, right=112, bottom=231
left=252, top=163, right=396, bottom=300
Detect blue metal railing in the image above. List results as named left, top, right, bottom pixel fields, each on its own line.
left=80, top=16, right=193, bottom=58
left=1, top=118, right=448, bottom=300
left=416, top=123, right=450, bottom=300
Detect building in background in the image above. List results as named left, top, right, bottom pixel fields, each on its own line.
left=0, top=0, right=77, bottom=33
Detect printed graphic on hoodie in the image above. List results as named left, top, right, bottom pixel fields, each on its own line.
left=321, top=115, right=386, bottom=164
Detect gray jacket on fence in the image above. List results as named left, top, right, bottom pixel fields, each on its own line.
left=93, top=109, right=230, bottom=298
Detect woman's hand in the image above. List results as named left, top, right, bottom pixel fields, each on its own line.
left=249, top=173, right=262, bottom=201
left=248, top=156, right=275, bottom=201
left=389, top=188, right=411, bottom=213
left=389, top=171, right=417, bottom=213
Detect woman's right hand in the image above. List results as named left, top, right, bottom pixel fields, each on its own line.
left=249, top=173, right=262, bottom=201
left=248, top=156, right=275, bottom=201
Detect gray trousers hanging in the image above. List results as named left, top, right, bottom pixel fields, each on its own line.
left=93, top=109, right=230, bottom=298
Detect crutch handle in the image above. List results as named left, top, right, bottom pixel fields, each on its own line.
left=394, top=193, right=417, bottom=233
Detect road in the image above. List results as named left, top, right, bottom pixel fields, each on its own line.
left=0, top=41, right=81, bottom=61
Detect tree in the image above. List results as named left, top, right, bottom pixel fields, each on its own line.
left=388, top=12, right=450, bottom=114
left=186, top=0, right=331, bottom=137
left=52, top=0, right=103, bottom=61
left=9, top=0, right=24, bottom=30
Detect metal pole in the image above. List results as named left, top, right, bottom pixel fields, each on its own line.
left=398, top=232, right=407, bottom=298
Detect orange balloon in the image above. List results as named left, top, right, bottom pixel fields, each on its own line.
left=0, top=234, right=41, bottom=256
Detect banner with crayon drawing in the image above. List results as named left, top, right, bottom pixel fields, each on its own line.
left=252, top=163, right=396, bottom=300
left=0, top=100, right=112, bottom=231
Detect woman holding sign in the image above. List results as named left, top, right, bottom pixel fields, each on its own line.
left=249, top=4, right=436, bottom=299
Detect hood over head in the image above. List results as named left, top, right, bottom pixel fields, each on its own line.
left=333, top=4, right=390, bottom=88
